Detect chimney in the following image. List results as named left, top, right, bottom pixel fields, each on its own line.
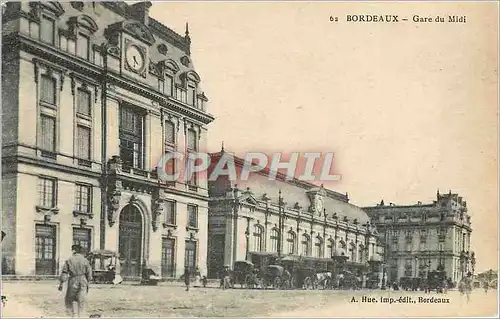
left=130, top=1, right=153, bottom=25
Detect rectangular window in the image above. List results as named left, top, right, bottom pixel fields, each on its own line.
left=184, top=240, right=197, bottom=272
left=72, top=228, right=91, bottom=254
left=187, top=205, right=198, bottom=228
left=40, top=115, right=56, bottom=152
left=119, top=106, right=144, bottom=169
left=176, top=87, right=187, bottom=103
left=67, top=39, right=76, bottom=55
left=196, top=97, right=204, bottom=111
left=161, top=238, right=176, bottom=277
left=77, top=88, right=91, bottom=116
left=164, top=200, right=176, bottom=225
left=40, top=75, right=56, bottom=105
left=40, top=15, right=55, bottom=45
left=187, top=129, right=197, bottom=151
left=77, top=34, right=89, bottom=59
left=35, top=224, right=56, bottom=275
left=164, top=150, right=176, bottom=177
left=158, top=79, right=164, bottom=94
left=164, top=121, right=175, bottom=145
left=165, top=76, right=173, bottom=96
left=187, top=86, right=196, bottom=105
left=74, top=184, right=92, bottom=214
left=38, top=177, right=56, bottom=208
left=77, top=125, right=91, bottom=160
left=175, top=87, right=182, bottom=101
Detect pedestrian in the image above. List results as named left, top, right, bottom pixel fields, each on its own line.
left=442, top=279, right=448, bottom=294
left=222, top=265, right=232, bottom=290
left=458, top=272, right=473, bottom=303
left=194, top=266, right=202, bottom=288
left=184, top=266, right=191, bottom=291
left=58, top=244, right=93, bottom=318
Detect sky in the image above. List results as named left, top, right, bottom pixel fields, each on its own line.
left=150, top=2, right=499, bottom=273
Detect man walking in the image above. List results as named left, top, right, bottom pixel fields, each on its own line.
left=184, top=266, right=191, bottom=291
left=58, top=244, right=93, bottom=318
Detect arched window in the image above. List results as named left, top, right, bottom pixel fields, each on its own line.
left=287, top=231, right=296, bottom=255
left=270, top=228, right=279, bottom=253
left=314, top=236, right=324, bottom=258
left=301, top=234, right=311, bottom=256
left=350, top=243, right=356, bottom=262
left=253, top=225, right=263, bottom=252
left=327, top=239, right=335, bottom=258
left=358, top=245, right=364, bottom=263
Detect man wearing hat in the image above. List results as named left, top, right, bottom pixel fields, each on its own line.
left=58, top=244, right=93, bottom=317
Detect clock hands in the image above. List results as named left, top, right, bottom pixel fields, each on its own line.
left=133, top=56, right=139, bottom=67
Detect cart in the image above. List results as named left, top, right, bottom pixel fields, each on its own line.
left=261, top=265, right=291, bottom=290
left=87, top=250, right=122, bottom=284
left=233, top=260, right=260, bottom=289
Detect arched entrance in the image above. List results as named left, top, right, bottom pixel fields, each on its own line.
left=119, top=204, right=143, bottom=277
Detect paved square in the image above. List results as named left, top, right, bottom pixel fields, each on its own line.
left=1, top=281, right=497, bottom=318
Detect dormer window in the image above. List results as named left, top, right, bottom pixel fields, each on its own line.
left=40, top=15, right=55, bottom=45
left=196, top=93, right=208, bottom=112
left=162, top=60, right=179, bottom=97
left=175, top=85, right=187, bottom=103
left=180, top=71, right=201, bottom=107
left=65, top=15, right=99, bottom=61
left=187, top=84, right=196, bottom=106
left=77, top=33, right=90, bottom=60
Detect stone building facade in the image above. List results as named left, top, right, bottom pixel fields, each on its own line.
left=1, top=1, right=214, bottom=278
left=363, top=191, right=474, bottom=285
left=207, top=151, right=383, bottom=281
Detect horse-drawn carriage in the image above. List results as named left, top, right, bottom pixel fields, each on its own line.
left=261, top=265, right=292, bottom=290
left=292, top=266, right=318, bottom=289
left=338, top=270, right=361, bottom=290
left=87, top=250, right=123, bottom=284
left=427, top=270, right=446, bottom=292
left=233, top=260, right=260, bottom=289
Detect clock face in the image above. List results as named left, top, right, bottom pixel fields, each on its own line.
left=126, top=45, right=144, bottom=72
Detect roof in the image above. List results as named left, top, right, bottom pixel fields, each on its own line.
left=209, top=151, right=370, bottom=223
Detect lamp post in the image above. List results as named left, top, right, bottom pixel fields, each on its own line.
left=381, top=263, right=387, bottom=290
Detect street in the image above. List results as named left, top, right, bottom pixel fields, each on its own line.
left=1, top=281, right=498, bottom=318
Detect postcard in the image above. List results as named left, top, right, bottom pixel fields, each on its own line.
left=1, top=1, right=498, bottom=318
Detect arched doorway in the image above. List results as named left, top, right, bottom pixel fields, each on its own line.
left=119, top=204, right=143, bottom=277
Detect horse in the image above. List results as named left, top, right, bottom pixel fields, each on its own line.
left=315, top=272, right=333, bottom=289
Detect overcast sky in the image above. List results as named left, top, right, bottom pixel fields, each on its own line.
left=150, top=2, right=498, bottom=273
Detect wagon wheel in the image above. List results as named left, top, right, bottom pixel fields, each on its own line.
left=273, top=277, right=282, bottom=290
left=312, top=278, right=319, bottom=290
